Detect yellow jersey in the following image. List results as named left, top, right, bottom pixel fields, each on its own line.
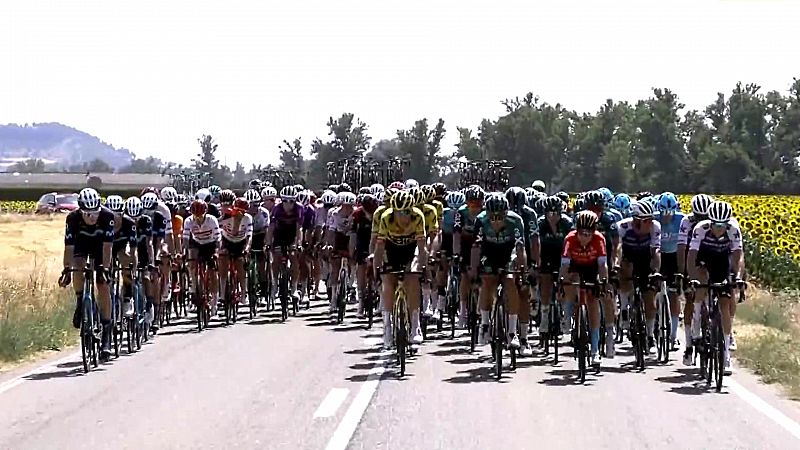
left=431, top=200, right=444, bottom=229
left=377, top=207, right=426, bottom=246
left=421, top=203, right=438, bottom=235
left=372, top=205, right=388, bottom=233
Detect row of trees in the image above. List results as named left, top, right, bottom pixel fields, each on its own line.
left=11, top=78, right=800, bottom=194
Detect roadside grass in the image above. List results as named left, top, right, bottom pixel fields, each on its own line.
left=735, top=288, right=800, bottom=399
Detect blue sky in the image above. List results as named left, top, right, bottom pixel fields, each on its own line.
left=2, top=0, right=798, bottom=166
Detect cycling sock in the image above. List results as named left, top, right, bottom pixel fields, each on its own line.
left=646, top=319, right=655, bottom=337
left=724, top=334, right=731, bottom=352
left=671, top=314, right=680, bottom=340
left=590, top=328, right=600, bottom=354
left=691, top=301, right=702, bottom=339
left=436, top=295, right=446, bottom=311
left=411, top=309, right=421, bottom=330
left=563, top=301, right=574, bottom=323
left=422, top=286, right=432, bottom=310
left=508, top=314, right=518, bottom=336
left=480, top=310, right=490, bottom=325
left=606, top=325, right=615, bottom=340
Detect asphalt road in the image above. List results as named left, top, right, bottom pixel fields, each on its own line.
left=1, top=297, right=800, bottom=450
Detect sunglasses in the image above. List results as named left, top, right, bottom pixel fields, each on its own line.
left=712, top=221, right=729, bottom=228
left=577, top=230, right=593, bottom=237
left=633, top=217, right=653, bottom=224
left=396, top=209, right=412, bottom=217
left=489, top=214, right=505, bottom=222
left=81, top=209, right=101, bottom=219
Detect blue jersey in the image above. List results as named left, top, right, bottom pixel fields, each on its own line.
left=442, top=207, right=456, bottom=235
left=657, top=211, right=684, bottom=254
left=607, top=207, right=623, bottom=223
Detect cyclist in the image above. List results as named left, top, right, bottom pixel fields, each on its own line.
left=435, top=191, right=464, bottom=323
left=141, top=191, right=173, bottom=332
left=314, top=190, right=338, bottom=297
left=536, top=196, right=574, bottom=335
left=453, top=185, right=485, bottom=328
left=325, top=191, right=357, bottom=314
left=194, top=188, right=221, bottom=218
left=180, top=200, right=221, bottom=316
left=560, top=210, right=609, bottom=367
left=531, top=180, right=546, bottom=194
left=59, top=188, right=115, bottom=361
left=245, top=189, right=270, bottom=305
left=350, top=193, right=379, bottom=318
left=208, top=185, right=222, bottom=205
left=613, top=193, right=633, bottom=219
left=584, top=190, right=620, bottom=271
left=470, top=193, right=527, bottom=348
left=656, top=192, right=685, bottom=350
left=410, top=187, right=439, bottom=319
left=686, top=200, right=743, bottom=373
left=678, top=193, right=713, bottom=364
left=505, top=186, right=540, bottom=355
left=268, top=186, right=304, bottom=305
left=107, top=195, right=137, bottom=318
left=373, top=190, right=428, bottom=349
left=614, top=200, right=662, bottom=353
left=219, top=197, right=253, bottom=309
left=130, top=196, right=156, bottom=329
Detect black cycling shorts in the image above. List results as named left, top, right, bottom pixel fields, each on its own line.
left=384, top=241, right=416, bottom=272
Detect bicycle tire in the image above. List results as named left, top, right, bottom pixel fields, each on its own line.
left=396, top=303, right=407, bottom=377
left=493, top=301, right=504, bottom=380
left=468, top=289, right=478, bottom=353
left=578, top=305, right=588, bottom=383
left=125, top=317, right=135, bottom=353
left=551, top=301, right=560, bottom=365
left=81, top=330, right=90, bottom=373
left=714, top=315, right=725, bottom=392
left=599, top=305, right=606, bottom=358
left=448, top=276, right=458, bottom=339
left=366, top=289, right=374, bottom=329
left=337, top=272, right=347, bottom=323
left=280, top=268, right=289, bottom=322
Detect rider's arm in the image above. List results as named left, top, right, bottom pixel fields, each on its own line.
left=101, top=212, right=115, bottom=268
left=650, top=221, right=662, bottom=272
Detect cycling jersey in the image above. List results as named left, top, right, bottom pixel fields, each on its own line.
left=689, top=220, right=743, bottom=254
left=317, top=205, right=333, bottom=228
left=65, top=207, right=116, bottom=247
left=618, top=217, right=661, bottom=254
left=182, top=215, right=221, bottom=245
left=271, top=203, right=304, bottom=231
left=678, top=214, right=701, bottom=247
left=606, top=207, right=624, bottom=223
left=249, top=206, right=271, bottom=235
left=112, top=216, right=137, bottom=252
left=561, top=230, right=607, bottom=267
left=301, top=204, right=316, bottom=231
left=146, top=201, right=173, bottom=236
left=537, top=214, right=574, bottom=257
left=431, top=200, right=444, bottom=228
left=514, top=204, right=539, bottom=242
left=326, top=206, right=354, bottom=234
left=135, top=215, right=154, bottom=267
left=441, top=206, right=456, bottom=235
left=453, top=205, right=482, bottom=235
left=350, top=207, right=373, bottom=262
left=657, top=211, right=685, bottom=254
left=372, top=205, right=388, bottom=233
left=219, top=211, right=253, bottom=243
left=421, top=203, right=438, bottom=235
left=171, top=215, right=184, bottom=237
left=207, top=203, right=221, bottom=219
left=474, top=211, right=525, bottom=246
left=377, top=207, right=426, bottom=246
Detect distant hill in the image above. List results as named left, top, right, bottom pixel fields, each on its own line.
left=0, top=122, right=133, bottom=171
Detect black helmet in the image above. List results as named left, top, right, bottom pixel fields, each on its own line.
left=504, top=187, right=527, bottom=212
left=575, top=210, right=599, bottom=230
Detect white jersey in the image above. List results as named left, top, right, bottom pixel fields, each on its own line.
left=689, top=219, right=743, bottom=253
left=182, top=215, right=221, bottom=245
left=220, top=213, right=253, bottom=243
left=315, top=204, right=330, bottom=228
left=250, top=207, right=270, bottom=234
left=145, top=200, right=173, bottom=235
left=325, top=206, right=353, bottom=234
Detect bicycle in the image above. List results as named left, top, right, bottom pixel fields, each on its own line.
left=109, top=261, right=123, bottom=359
left=247, top=249, right=264, bottom=319
left=335, top=257, right=350, bottom=324
left=362, top=260, right=378, bottom=329
left=467, top=279, right=480, bottom=354
left=654, top=274, right=673, bottom=363
left=445, top=256, right=461, bottom=339
left=192, top=257, right=214, bottom=332
left=68, top=265, right=101, bottom=373
left=541, top=272, right=563, bottom=365
left=615, top=272, right=661, bottom=372
left=381, top=268, right=424, bottom=377
left=276, top=246, right=293, bottom=322
left=560, top=278, right=602, bottom=383
left=489, top=268, right=523, bottom=380
left=223, top=255, right=243, bottom=326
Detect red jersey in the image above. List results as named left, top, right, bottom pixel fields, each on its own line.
left=562, top=230, right=606, bottom=266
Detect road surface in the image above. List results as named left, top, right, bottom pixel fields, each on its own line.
left=1, top=299, right=800, bottom=450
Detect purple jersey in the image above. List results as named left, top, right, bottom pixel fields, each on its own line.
left=270, top=202, right=304, bottom=231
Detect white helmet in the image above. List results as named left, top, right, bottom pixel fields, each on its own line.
left=78, top=188, right=101, bottom=211
left=261, top=186, right=277, bottom=199
left=104, top=195, right=125, bottom=212
left=691, top=194, right=714, bottom=216
left=404, top=179, right=419, bottom=189
left=280, top=185, right=298, bottom=200
left=125, top=197, right=143, bottom=218
left=337, top=192, right=357, bottom=206
left=244, top=189, right=262, bottom=203
left=321, top=190, right=338, bottom=206
left=208, top=185, right=221, bottom=196
left=160, top=186, right=178, bottom=203
left=141, top=192, right=159, bottom=210
left=707, top=201, right=732, bottom=223
left=195, top=188, right=211, bottom=202
left=369, top=183, right=385, bottom=195
left=630, top=200, right=654, bottom=218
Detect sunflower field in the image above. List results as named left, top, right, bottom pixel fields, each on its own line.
left=0, top=201, right=37, bottom=214
left=676, top=195, right=800, bottom=290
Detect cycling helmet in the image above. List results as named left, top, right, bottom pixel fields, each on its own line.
left=261, top=186, right=277, bottom=199
left=542, top=195, right=563, bottom=213
left=321, top=190, right=338, bottom=206
left=388, top=181, right=405, bottom=190
left=248, top=179, right=262, bottom=190
left=406, top=187, right=424, bottom=206
left=208, top=185, right=222, bottom=196
left=328, top=184, right=340, bottom=193
left=369, top=183, right=385, bottom=195
left=573, top=197, right=586, bottom=212
left=125, top=197, right=143, bottom=218
left=484, top=193, right=509, bottom=214
left=421, top=185, right=436, bottom=202
left=262, top=181, right=273, bottom=188
left=338, top=183, right=352, bottom=193
left=446, top=191, right=466, bottom=209
left=361, top=194, right=378, bottom=214
left=575, top=210, right=599, bottom=230
left=691, top=194, right=714, bottom=216
left=556, top=191, right=570, bottom=204
left=631, top=200, right=654, bottom=218
left=141, top=192, right=159, bottom=210
left=405, top=179, right=419, bottom=189
left=176, top=193, right=189, bottom=206
left=585, top=190, right=604, bottom=208
left=464, top=185, right=486, bottom=203
left=338, top=192, right=357, bottom=206
left=194, top=188, right=211, bottom=202
left=294, top=183, right=305, bottom=192
left=708, top=201, right=733, bottom=223
left=382, top=188, right=398, bottom=206
left=190, top=199, right=208, bottom=216
left=391, top=191, right=415, bottom=211
left=531, top=180, right=546, bottom=192
left=504, top=186, right=527, bottom=212
left=297, top=190, right=312, bottom=206
left=160, top=187, right=178, bottom=203
left=77, top=188, right=101, bottom=211
left=375, top=190, right=385, bottom=204
left=597, top=187, right=613, bottom=205
left=218, top=189, right=236, bottom=204
left=358, top=186, right=371, bottom=195
left=636, top=191, right=652, bottom=201
left=613, top=193, right=632, bottom=213
left=105, top=195, right=125, bottom=213
left=140, top=186, right=159, bottom=197
left=657, top=192, right=679, bottom=214
left=280, top=185, right=299, bottom=201
left=233, top=197, right=249, bottom=212
left=432, top=182, right=447, bottom=197
left=244, top=189, right=262, bottom=203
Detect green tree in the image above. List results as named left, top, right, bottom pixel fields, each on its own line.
left=279, top=138, right=305, bottom=175
left=8, top=158, right=46, bottom=173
